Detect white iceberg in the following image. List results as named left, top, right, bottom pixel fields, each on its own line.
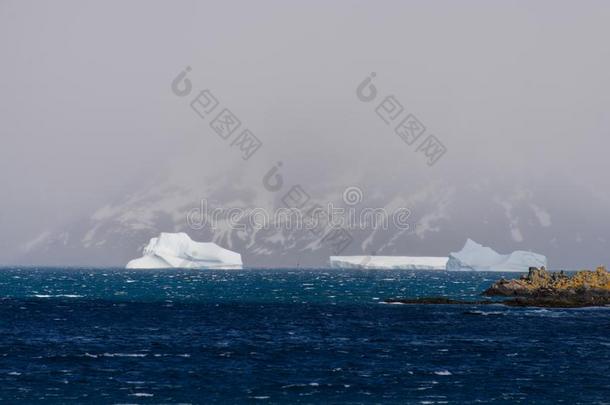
left=126, top=232, right=242, bottom=269
left=330, top=256, right=448, bottom=270
left=446, top=239, right=547, bottom=272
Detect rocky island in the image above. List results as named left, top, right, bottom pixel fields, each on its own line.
left=482, top=266, right=610, bottom=307
left=385, top=266, right=610, bottom=308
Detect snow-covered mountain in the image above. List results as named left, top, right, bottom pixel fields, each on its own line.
left=18, top=170, right=610, bottom=270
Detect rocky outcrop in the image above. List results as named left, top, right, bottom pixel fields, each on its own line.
left=480, top=266, right=610, bottom=307
left=484, top=266, right=610, bottom=296
left=385, top=266, right=610, bottom=308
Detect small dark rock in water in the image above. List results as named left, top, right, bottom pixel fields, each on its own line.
left=384, top=297, right=491, bottom=305
left=384, top=295, right=610, bottom=308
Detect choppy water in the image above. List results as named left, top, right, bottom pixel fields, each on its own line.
left=0, top=267, right=609, bottom=403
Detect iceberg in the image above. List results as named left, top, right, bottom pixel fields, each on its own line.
left=330, top=256, right=448, bottom=270
left=126, top=232, right=242, bottom=269
left=446, top=239, right=547, bottom=272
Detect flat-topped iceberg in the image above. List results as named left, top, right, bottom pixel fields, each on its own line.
left=126, top=232, right=242, bottom=269
left=446, top=239, right=547, bottom=272
left=330, top=256, right=448, bottom=270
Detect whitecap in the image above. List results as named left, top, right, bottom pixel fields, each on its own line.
left=102, top=353, right=147, bottom=358
left=465, top=310, right=505, bottom=316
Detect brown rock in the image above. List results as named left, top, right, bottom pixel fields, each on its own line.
left=483, top=266, right=610, bottom=298
left=385, top=266, right=610, bottom=308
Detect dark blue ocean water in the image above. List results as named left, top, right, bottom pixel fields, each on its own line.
left=0, top=268, right=609, bottom=404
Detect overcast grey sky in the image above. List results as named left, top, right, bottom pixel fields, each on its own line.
left=1, top=0, right=609, bottom=266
